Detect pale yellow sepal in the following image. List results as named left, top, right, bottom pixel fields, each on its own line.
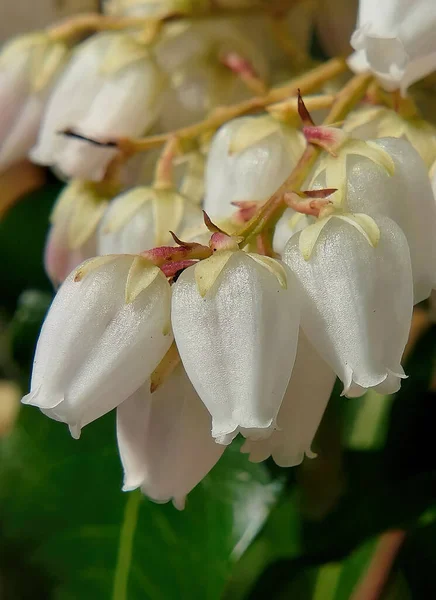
left=195, top=251, right=234, bottom=297
left=299, top=212, right=380, bottom=260
left=289, top=212, right=306, bottom=229
left=335, top=213, right=380, bottom=248
left=179, top=152, right=205, bottom=205
left=68, top=193, right=109, bottom=250
left=299, top=216, right=333, bottom=260
left=152, top=190, right=185, bottom=246
left=249, top=254, right=288, bottom=289
left=0, top=33, right=68, bottom=92
left=51, top=181, right=112, bottom=249
left=30, top=41, right=69, bottom=92
left=125, top=256, right=161, bottom=304
left=74, top=255, right=119, bottom=282
left=228, top=116, right=281, bottom=155
left=103, top=186, right=185, bottom=246
left=309, top=138, right=395, bottom=209
left=99, top=34, right=151, bottom=75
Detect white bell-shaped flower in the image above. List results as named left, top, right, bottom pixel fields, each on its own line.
left=97, top=186, right=203, bottom=255
left=154, top=21, right=267, bottom=130
left=172, top=240, right=301, bottom=444
left=0, top=33, right=68, bottom=171
left=31, top=32, right=165, bottom=181
left=45, top=179, right=114, bottom=286
left=242, top=332, right=336, bottom=467
left=117, top=365, right=224, bottom=510
left=348, top=0, right=436, bottom=94
left=204, top=115, right=305, bottom=220
left=283, top=215, right=413, bottom=397
left=311, top=137, right=436, bottom=303
left=22, top=254, right=173, bottom=437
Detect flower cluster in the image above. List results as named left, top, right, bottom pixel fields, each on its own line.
left=2, top=0, right=436, bottom=508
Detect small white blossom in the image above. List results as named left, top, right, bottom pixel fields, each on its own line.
left=98, top=186, right=203, bottom=255
left=204, top=116, right=305, bottom=220
left=172, top=239, right=301, bottom=444
left=31, top=32, right=165, bottom=181
left=283, top=216, right=413, bottom=397
left=117, top=365, right=224, bottom=510
left=22, top=255, right=173, bottom=438
left=348, top=0, right=436, bottom=94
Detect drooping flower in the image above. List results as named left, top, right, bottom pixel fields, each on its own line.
left=171, top=233, right=301, bottom=444
left=310, top=136, right=436, bottom=302
left=45, top=180, right=116, bottom=286
left=242, top=331, right=336, bottom=467
left=22, top=255, right=173, bottom=438
left=31, top=32, right=165, bottom=181
left=117, top=364, right=224, bottom=509
left=97, top=186, right=203, bottom=255
left=204, top=115, right=305, bottom=220
left=283, top=215, right=413, bottom=397
left=348, top=0, right=436, bottom=94
left=0, top=33, right=68, bottom=171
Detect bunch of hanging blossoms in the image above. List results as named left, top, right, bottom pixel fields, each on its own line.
left=2, top=0, right=436, bottom=508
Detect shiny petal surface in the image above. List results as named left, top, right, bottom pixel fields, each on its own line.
left=172, top=252, right=301, bottom=444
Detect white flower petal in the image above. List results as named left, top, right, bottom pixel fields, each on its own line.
left=116, top=365, right=224, bottom=509
left=171, top=252, right=301, bottom=444
left=348, top=0, right=436, bottom=93
left=283, top=215, right=413, bottom=396
left=22, top=255, right=173, bottom=436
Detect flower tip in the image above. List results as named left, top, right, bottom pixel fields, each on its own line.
left=172, top=496, right=186, bottom=511
left=68, top=423, right=82, bottom=440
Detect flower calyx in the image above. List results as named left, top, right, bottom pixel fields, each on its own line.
left=298, top=209, right=381, bottom=261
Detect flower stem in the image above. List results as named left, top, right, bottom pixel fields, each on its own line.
left=112, top=490, right=141, bottom=600
left=350, top=530, right=406, bottom=600
left=236, top=72, right=373, bottom=245
left=47, top=3, right=299, bottom=42
left=116, top=58, right=347, bottom=153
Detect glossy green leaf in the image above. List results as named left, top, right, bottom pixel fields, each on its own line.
left=0, top=408, right=282, bottom=600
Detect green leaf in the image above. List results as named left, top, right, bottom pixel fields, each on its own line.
left=0, top=407, right=282, bottom=600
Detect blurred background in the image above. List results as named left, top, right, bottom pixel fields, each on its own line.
left=1, top=1, right=436, bottom=599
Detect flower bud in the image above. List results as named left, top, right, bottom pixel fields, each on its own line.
left=97, top=186, right=203, bottom=255
left=45, top=180, right=115, bottom=286
left=0, top=33, right=68, bottom=171
left=204, top=116, right=305, bottom=220
left=171, top=247, right=301, bottom=444
left=242, top=332, right=336, bottom=467
left=31, top=32, right=165, bottom=181
left=117, top=365, right=224, bottom=509
left=22, top=255, right=173, bottom=437
left=348, top=0, right=436, bottom=94
left=283, top=215, right=413, bottom=397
